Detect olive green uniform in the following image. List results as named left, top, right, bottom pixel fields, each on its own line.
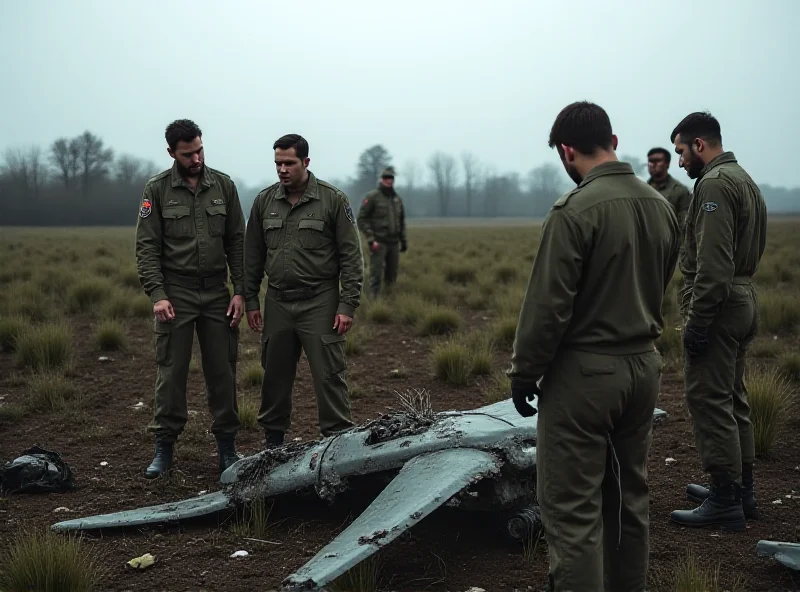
left=356, top=186, right=406, bottom=297
left=648, top=174, right=692, bottom=231
left=679, top=152, right=767, bottom=485
left=244, top=172, right=364, bottom=437
left=509, top=162, right=680, bottom=591
left=135, top=163, right=245, bottom=444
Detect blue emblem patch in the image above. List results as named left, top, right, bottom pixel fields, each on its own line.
left=702, top=202, right=718, bottom=212
left=344, top=203, right=355, bottom=223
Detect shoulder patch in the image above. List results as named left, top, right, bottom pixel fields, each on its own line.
left=139, top=196, right=152, bottom=218
left=701, top=201, right=718, bottom=212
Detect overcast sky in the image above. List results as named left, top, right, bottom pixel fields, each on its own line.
left=1, top=0, right=797, bottom=192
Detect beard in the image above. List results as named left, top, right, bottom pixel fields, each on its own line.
left=177, top=161, right=202, bottom=178
left=685, top=146, right=704, bottom=179
left=565, top=162, right=583, bottom=185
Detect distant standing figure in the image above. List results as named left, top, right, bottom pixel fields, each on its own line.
left=668, top=111, right=767, bottom=531
left=508, top=102, right=680, bottom=591
left=135, top=119, right=245, bottom=479
left=356, top=167, right=407, bottom=298
left=647, top=146, right=693, bottom=232
left=244, top=134, right=364, bottom=447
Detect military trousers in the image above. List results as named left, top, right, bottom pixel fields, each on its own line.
left=537, top=347, right=662, bottom=592
left=258, top=286, right=354, bottom=437
left=149, top=281, right=240, bottom=444
left=368, top=241, right=400, bottom=297
left=683, top=281, right=758, bottom=483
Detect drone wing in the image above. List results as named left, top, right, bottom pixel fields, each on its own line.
left=281, top=447, right=500, bottom=591
left=50, top=491, right=232, bottom=532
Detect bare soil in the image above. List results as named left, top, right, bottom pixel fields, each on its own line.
left=1, top=314, right=798, bottom=591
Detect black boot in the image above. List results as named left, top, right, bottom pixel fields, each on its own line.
left=671, top=476, right=746, bottom=531
left=265, top=429, right=284, bottom=449
left=217, top=435, right=240, bottom=474
left=685, top=463, right=758, bottom=520
left=144, top=441, right=173, bottom=479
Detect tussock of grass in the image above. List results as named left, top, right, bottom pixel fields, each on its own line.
left=328, top=555, right=381, bottom=592
left=238, top=396, right=259, bottom=429
left=118, top=268, right=142, bottom=289
left=94, top=319, right=127, bottom=351
left=416, top=305, right=462, bottom=336
left=14, top=321, right=73, bottom=371
left=0, top=529, right=104, bottom=592
left=444, top=264, right=477, bottom=285
left=777, top=351, right=800, bottom=381
left=493, top=315, right=519, bottom=346
left=0, top=315, right=28, bottom=352
left=27, top=370, right=80, bottom=412
left=230, top=499, right=273, bottom=539
left=482, top=371, right=511, bottom=403
left=366, top=301, right=393, bottom=324
left=1, top=282, right=50, bottom=322
left=242, top=361, right=264, bottom=387
left=749, top=338, right=782, bottom=358
left=392, top=293, right=428, bottom=324
left=746, top=364, right=794, bottom=457
left=0, top=403, right=26, bottom=423
left=131, top=294, right=154, bottom=318
left=345, top=323, right=373, bottom=356
left=66, top=278, right=113, bottom=314
left=758, top=289, right=800, bottom=334
left=668, top=548, right=744, bottom=592
left=432, top=339, right=471, bottom=385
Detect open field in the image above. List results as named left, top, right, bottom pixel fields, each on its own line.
left=1, top=218, right=799, bottom=591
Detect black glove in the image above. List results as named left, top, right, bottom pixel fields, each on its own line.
left=512, top=384, right=540, bottom=417
left=683, top=325, right=709, bottom=359
left=400, top=240, right=407, bottom=253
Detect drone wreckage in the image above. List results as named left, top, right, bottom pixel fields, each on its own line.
left=52, top=396, right=675, bottom=590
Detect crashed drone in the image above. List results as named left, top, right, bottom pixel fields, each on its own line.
left=52, top=396, right=666, bottom=590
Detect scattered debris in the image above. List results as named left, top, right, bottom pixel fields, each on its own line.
left=53, top=506, right=70, bottom=513
left=465, top=588, right=487, bottom=592
left=230, top=550, right=249, bottom=558
left=773, top=499, right=783, bottom=505
left=100, top=461, right=108, bottom=467
left=98, top=356, right=111, bottom=362
left=132, top=402, right=144, bottom=410
left=665, top=457, right=677, bottom=465
left=127, top=553, right=156, bottom=569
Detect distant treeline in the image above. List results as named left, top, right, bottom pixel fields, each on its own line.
left=1, top=132, right=798, bottom=227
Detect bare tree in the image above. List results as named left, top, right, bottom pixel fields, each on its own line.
left=1, top=146, right=48, bottom=195
left=461, top=152, right=480, bottom=217
left=428, top=152, right=457, bottom=217
left=115, top=154, right=146, bottom=186
left=74, top=131, right=114, bottom=192
left=402, top=159, right=419, bottom=194
left=49, top=137, right=81, bottom=188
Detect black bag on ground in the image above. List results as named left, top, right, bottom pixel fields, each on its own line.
left=0, top=444, right=77, bottom=494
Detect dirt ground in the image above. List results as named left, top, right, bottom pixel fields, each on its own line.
left=1, top=310, right=798, bottom=592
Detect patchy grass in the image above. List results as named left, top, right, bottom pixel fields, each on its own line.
left=93, top=319, right=127, bottom=351
left=746, top=363, right=794, bottom=458
left=13, top=321, right=73, bottom=371
left=0, top=528, right=105, bottom=592
left=0, top=315, right=27, bottom=352
left=27, top=370, right=80, bottom=412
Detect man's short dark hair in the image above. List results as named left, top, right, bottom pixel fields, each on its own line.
left=273, top=134, right=309, bottom=160
left=548, top=101, right=614, bottom=155
left=670, top=111, right=722, bottom=145
left=647, top=147, right=671, bottom=164
left=165, top=119, right=202, bottom=150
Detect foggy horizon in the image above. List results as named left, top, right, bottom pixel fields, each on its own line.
left=2, top=0, right=799, bottom=193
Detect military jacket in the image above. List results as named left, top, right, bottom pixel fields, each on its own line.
left=648, top=174, right=692, bottom=230
left=679, top=152, right=767, bottom=328
left=509, top=161, right=680, bottom=388
left=356, top=187, right=406, bottom=244
left=244, top=172, right=364, bottom=317
left=135, top=163, right=246, bottom=304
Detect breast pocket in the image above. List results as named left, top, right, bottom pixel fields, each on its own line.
left=298, top=218, right=330, bottom=250
left=262, top=218, right=284, bottom=249
left=162, top=205, right=193, bottom=239
left=206, top=204, right=227, bottom=237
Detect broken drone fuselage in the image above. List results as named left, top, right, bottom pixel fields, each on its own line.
left=51, top=398, right=668, bottom=591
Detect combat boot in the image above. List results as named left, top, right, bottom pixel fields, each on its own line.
left=265, top=429, right=284, bottom=449
left=216, top=435, right=240, bottom=474
left=685, top=463, right=759, bottom=520
left=671, top=477, right=746, bottom=531
left=144, top=441, right=173, bottom=479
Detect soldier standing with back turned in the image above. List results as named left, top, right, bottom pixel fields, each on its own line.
left=509, top=101, right=680, bottom=591
left=244, top=134, right=364, bottom=447
left=135, top=119, right=245, bottom=479
left=356, top=167, right=407, bottom=298
left=668, top=112, right=767, bottom=530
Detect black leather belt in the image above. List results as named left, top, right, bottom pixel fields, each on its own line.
left=267, top=282, right=336, bottom=302
left=163, top=271, right=228, bottom=290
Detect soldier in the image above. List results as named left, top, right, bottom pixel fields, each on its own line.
left=244, top=134, right=364, bottom=447
left=509, top=101, right=680, bottom=591
left=668, top=112, right=767, bottom=530
left=135, top=119, right=245, bottom=479
left=356, top=167, right=407, bottom=298
left=647, top=146, right=693, bottom=231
